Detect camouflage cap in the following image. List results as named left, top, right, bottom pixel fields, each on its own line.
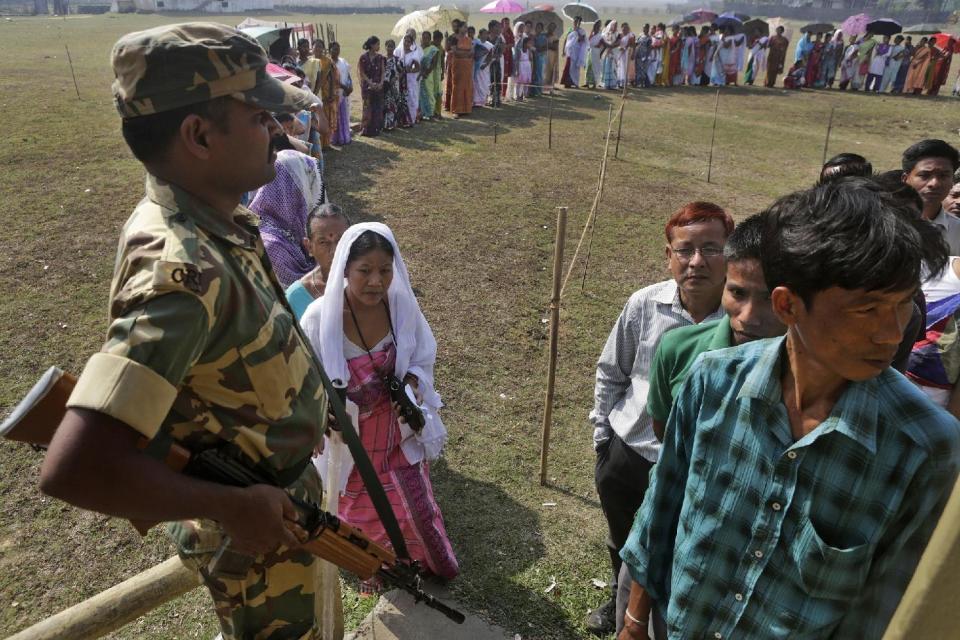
left=111, top=22, right=317, bottom=118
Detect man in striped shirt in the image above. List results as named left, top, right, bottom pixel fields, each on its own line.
left=586, top=202, right=733, bottom=636
left=618, top=179, right=960, bottom=639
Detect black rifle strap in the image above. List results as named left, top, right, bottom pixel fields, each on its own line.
left=310, top=349, right=411, bottom=561
left=256, top=239, right=411, bottom=561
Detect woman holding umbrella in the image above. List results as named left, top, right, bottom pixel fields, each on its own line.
left=927, top=35, right=956, bottom=96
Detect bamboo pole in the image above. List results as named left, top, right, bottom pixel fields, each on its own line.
left=539, top=206, right=568, bottom=487
left=7, top=556, right=201, bottom=640
left=64, top=44, right=81, bottom=100
left=614, top=100, right=626, bottom=159
left=548, top=89, right=555, bottom=149
left=494, top=122, right=498, bottom=144
left=706, top=88, right=720, bottom=183
left=821, top=106, right=836, bottom=166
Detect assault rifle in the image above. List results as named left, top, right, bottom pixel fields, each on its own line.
left=1, top=367, right=464, bottom=624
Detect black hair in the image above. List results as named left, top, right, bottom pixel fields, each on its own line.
left=347, top=230, right=395, bottom=265
left=121, top=96, right=231, bottom=165
left=313, top=39, right=326, bottom=48
left=488, top=19, right=499, bottom=30
left=869, top=172, right=948, bottom=279
left=385, top=39, right=396, bottom=50
left=902, top=139, right=960, bottom=174
left=723, top=214, right=763, bottom=263
left=330, top=41, right=340, bottom=49
left=298, top=38, right=309, bottom=47
left=271, top=133, right=295, bottom=152
left=362, top=36, right=380, bottom=51
left=760, top=178, right=946, bottom=308
left=433, top=30, right=443, bottom=40
left=274, top=112, right=294, bottom=123
left=819, top=152, right=873, bottom=184
left=873, top=170, right=924, bottom=214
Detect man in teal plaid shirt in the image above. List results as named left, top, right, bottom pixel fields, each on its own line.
left=618, top=178, right=960, bottom=640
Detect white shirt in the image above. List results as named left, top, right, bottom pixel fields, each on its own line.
left=590, top=279, right=723, bottom=461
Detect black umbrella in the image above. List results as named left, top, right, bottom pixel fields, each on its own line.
left=734, top=12, right=750, bottom=21
left=866, top=18, right=902, bottom=36
left=743, top=18, right=769, bottom=40
left=800, top=22, right=834, bottom=34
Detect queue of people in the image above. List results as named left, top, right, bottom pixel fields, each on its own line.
left=32, top=19, right=960, bottom=640
left=584, top=138, right=960, bottom=639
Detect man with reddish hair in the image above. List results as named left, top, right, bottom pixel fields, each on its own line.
left=585, top=201, right=733, bottom=636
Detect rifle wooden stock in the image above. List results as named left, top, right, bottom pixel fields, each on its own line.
left=2, top=367, right=397, bottom=578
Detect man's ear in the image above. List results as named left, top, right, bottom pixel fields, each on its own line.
left=770, top=286, right=803, bottom=327
left=179, top=114, right=212, bottom=160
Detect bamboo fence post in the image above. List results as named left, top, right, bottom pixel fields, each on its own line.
left=64, top=44, right=81, bottom=100
left=7, top=556, right=201, bottom=640
left=494, top=122, right=498, bottom=144
left=548, top=89, right=555, bottom=149
left=614, top=99, right=626, bottom=159
left=706, top=88, right=720, bottom=183
left=539, top=206, right=568, bottom=487
left=821, top=106, right=836, bottom=166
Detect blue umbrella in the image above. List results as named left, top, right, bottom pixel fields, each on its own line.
left=716, top=12, right=743, bottom=32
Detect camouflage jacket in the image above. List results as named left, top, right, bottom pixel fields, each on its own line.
left=68, top=174, right=326, bottom=487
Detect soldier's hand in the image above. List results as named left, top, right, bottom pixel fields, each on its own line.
left=219, top=485, right=306, bottom=554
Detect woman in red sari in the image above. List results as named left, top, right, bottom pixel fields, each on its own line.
left=358, top=36, right=385, bottom=137
left=804, top=33, right=824, bottom=88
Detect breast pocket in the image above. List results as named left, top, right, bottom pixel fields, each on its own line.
left=790, top=517, right=873, bottom=601
left=237, top=306, right=311, bottom=421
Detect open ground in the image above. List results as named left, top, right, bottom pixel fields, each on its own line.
left=1, top=11, right=958, bottom=639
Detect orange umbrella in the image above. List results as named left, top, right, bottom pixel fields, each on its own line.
left=932, top=32, right=960, bottom=52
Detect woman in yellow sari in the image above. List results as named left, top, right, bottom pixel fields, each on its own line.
left=304, top=40, right=340, bottom=148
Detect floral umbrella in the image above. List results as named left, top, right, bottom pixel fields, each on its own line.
left=839, top=13, right=872, bottom=37
left=480, top=0, right=524, bottom=14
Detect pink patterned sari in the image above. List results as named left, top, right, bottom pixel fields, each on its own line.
left=339, top=341, right=459, bottom=579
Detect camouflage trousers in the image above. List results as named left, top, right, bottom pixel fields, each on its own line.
left=169, top=468, right=344, bottom=639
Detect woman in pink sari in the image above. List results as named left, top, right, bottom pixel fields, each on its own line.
left=302, top=223, right=459, bottom=593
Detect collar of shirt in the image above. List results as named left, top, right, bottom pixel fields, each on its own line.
left=736, top=336, right=880, bottom=454
left=709, top=315, right=733, bottom=350
left=653, top=279, right=710, bottom=325
left=931, top=207, right=950, bottom=229
left=144, top=173, right=259, bottom=249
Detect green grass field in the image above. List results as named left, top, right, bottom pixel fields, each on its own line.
left=1, top=10, right=959, bottom=640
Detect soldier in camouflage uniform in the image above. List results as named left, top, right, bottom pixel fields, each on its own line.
left=39, top=23, right=342, bottom=639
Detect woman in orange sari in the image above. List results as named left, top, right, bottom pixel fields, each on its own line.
left=449, top=23, right=474, bottom=117
left=904, top=38, right=933, bottom=94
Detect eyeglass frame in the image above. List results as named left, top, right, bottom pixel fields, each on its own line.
left=669, top=245, right=725, bottom=260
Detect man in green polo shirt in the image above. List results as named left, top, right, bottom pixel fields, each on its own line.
left=648, top=214, right=786, bottom=442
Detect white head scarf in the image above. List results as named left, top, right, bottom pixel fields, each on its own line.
left=300, top=222, right=446, bottom=472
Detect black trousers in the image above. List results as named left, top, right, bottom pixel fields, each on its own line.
left=595, top=433, right=654, bottom=600
left=490, top=62, right=502, bottom=107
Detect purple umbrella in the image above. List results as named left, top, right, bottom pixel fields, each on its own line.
left=683, top=8, right=718, bottom=24
left=840, top=13, right=872, bottom=36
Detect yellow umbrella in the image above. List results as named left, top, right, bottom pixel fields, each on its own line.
left=392, top=10, right=437, bottom=37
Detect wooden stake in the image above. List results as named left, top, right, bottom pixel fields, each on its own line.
left=64, top=44, right=81, bottom=101
left=494, top=122, right=498, bottom=144
left=540, top=206, right=568, bottom=487
left=7, top=556, right=200, bottom=640
left=614, top=100, right=626, bottom=159
left=548, top=90, right=555, bottom=149
left=706, top=89, right=720, bottom=183
left=821, top=106, right=836, bottom=166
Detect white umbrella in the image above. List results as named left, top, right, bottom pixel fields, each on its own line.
left=392, top=10, right=437, bottom=38
left=562, top=1, right=599, bottom=24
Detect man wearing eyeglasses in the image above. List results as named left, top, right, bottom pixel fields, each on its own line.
left=584, top=201, right=733, bottom=637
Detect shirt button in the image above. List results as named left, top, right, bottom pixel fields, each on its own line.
left=735, top=593, right=743, bottom=601
left=771, top=502, right=782, bottom=511
left=714, top=633, right=723, bottom=639
left=787, top=451, right=797, bottom=460
left=754, top=549, right=764, bottom=558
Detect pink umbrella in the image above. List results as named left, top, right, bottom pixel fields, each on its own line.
left=480, top=0, right=524, bottom=13
left=839, top=13, right=872, bottom=36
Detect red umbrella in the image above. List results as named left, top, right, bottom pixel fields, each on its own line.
left=932, top=32, right=960, bottom=53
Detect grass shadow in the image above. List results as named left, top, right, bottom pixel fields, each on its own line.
left=430, top=458, right=581, bottom=638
